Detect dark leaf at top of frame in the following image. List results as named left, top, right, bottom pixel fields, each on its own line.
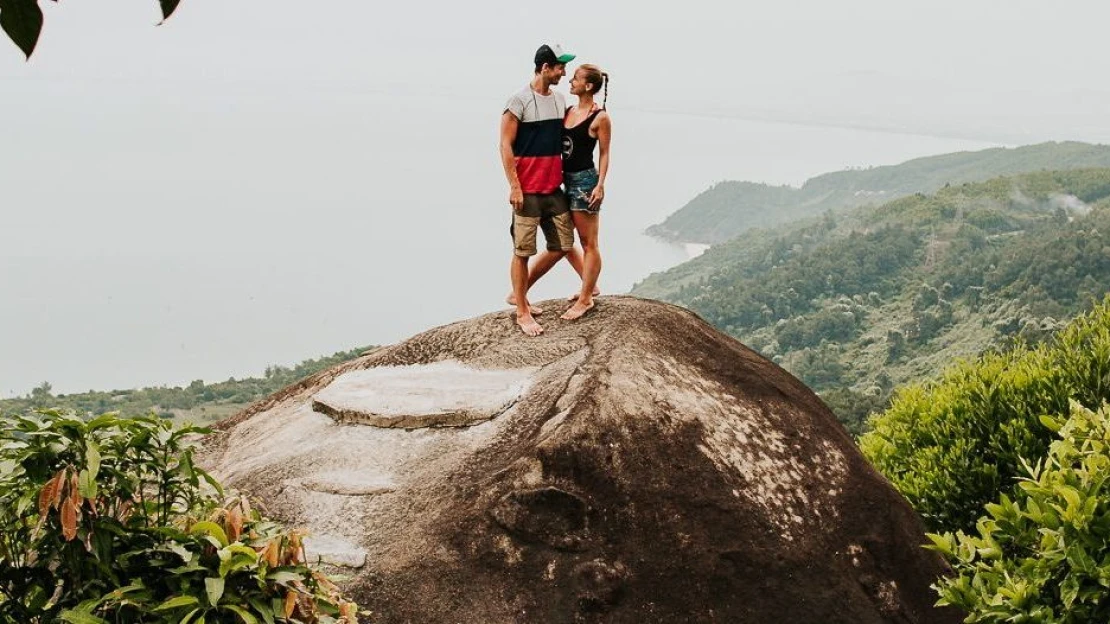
left=159, top=0, right=181, bottom=21
left=0, top=0, right=43, bottom=59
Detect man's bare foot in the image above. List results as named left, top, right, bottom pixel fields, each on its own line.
left=505, top=294, right=543, bottom=315
left=561, top=300, right=595, bottom=321
left=517, top=314, right=544, bottom=336
left=567, top=288, right=601, bottom=301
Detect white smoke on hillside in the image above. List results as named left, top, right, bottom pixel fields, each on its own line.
left=1051, top=193, right=1091, bottom=216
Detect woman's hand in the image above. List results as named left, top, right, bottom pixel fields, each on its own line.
left=588, top=185, right=605, bottom=210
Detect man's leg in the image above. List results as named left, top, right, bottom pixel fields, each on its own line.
left=507, top=192, right=570, bottom=307
left=530, top=192, right=574, bottom=306
left=562, top=211, right=601, bottom=321
left=506, top=249, right=564, bottom=309
left=511, top=254, right=542, bottom=336
left=510, top=204, right=543, bottom=336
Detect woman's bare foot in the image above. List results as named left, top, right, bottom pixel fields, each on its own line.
left=561, top=300, right=595, bottom=321
left=505, top=294, right=543, bottom=315
left=567, top=288, right=601, bottom=301
left=516, top=314, right=544, bottom=336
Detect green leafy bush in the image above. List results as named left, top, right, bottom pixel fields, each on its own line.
left=860, top=297, right=1110, bottom=533
left=0, top=410, right=359, bottom=623
left=928, top=401, right=1110, bottom=622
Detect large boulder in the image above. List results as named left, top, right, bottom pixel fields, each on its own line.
left=199, top=297, right=961, bottom=623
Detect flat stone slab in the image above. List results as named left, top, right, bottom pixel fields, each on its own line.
left=303, top=534, right=368, bottom=569
left=291, top=472, right=397, bottom=496
left=312, top=361, right=536, bottom=428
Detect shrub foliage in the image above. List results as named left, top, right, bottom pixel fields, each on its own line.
left=0, top=410, right=358, bottom=623
left=860, top=297, right=1110, bottom=534
left=928, top=401, right=1110, bottom=622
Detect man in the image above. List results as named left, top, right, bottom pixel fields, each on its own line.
left=500, top=43, right=577, bottom=337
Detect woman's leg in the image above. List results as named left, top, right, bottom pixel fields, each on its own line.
left=562, top=211, right=602, bottom=320
left=562, top=245, right=602, bottom=300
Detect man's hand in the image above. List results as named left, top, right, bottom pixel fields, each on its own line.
left=588, top=185, right=604, bottom=210
left=510, top=186, right=524, bottom=212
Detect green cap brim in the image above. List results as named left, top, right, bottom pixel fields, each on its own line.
left=557, top=54, right=576, bottom=63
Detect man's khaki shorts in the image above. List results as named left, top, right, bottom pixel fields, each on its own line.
left=510, top=191, right=575, bottom=257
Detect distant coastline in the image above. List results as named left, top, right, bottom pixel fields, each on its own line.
left=685, top=243, right=710, bottom=259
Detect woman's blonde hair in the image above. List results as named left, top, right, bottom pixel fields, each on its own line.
left=578, top=64, right=609, bottom=109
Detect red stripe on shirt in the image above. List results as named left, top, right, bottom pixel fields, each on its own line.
left=515, top=155, right=562, bottom=194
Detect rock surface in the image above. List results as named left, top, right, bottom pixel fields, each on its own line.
left=200, top=297, right=961, bottom=623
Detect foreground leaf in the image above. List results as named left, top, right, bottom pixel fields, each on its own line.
left=205, top=577, right=225, bottom=606
left=222, top=604, right=259, bottom=624
left=58, top=610, right=109, bottom=624
left=86, top=440, right=101, bottom=479
left=190, top=520, right=229, bottom=547
left=61, top=495, right=79, bottom=541
left=153, top=595, right=200, bottom=611
left=159, top=0, right=180, bottom=20
left=78, top=468, right=97, bottom=500
left=0, top=0, right=43, bottom=59
left=38, top=471, right=62, bottom=517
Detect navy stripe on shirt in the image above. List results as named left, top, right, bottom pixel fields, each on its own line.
left=513, top=118, right=564, bottom=158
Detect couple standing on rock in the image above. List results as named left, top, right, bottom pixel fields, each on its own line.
left=501, top=43, right=612, bottom=336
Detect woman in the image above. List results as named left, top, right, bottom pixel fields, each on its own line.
left=559, top=63, right=611, bottom=320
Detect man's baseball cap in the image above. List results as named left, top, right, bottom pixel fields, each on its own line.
left=535, top=44, right=575, bottom=66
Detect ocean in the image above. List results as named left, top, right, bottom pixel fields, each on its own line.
left=0, top=88, right=996, bottom=396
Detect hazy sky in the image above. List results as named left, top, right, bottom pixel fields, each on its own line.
left=2, top=1, right=1109, bottom=396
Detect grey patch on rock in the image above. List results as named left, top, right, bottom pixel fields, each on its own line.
left=304, top=534, right=368, bottom=569
left=292, top=473, right=396, bottom=497
left=311, top=361, right=536, bottom=428
left=489, top=486, right=590, bottom=551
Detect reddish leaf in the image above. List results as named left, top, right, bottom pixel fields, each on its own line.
left=38, top=473, right=61, bottom=518
left=60, top=496, right=78, bottom=541
left=226, top=505, right=243, bottom=543
left=260, top=539, right=280, bottom=567
left=284, top=530, right=305, bottom=565
left=52, top=469, right=66, bottom=509
left=0, top=0, right=43, bottom=59
left=282, top=591, right=297, bottom=619
left=68, top=471, right=83, bottom=510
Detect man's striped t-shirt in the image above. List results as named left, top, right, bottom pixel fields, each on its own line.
left=505, top=86, right=567, bottom=194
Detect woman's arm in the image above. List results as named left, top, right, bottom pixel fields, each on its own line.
left=589, top=112, right=612, bottom=210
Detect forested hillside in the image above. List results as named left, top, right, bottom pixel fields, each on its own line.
left=646, top=141, right=1110, bottom=245
left=634, top=168, right=1110, bottom=432
left=0, top=346, right=372, bottom=423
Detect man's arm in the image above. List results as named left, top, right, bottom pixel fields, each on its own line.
left=500, top=111, right=523, bottom=211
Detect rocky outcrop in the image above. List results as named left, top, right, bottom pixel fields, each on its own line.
left=199, top=296, right=961, bottom=623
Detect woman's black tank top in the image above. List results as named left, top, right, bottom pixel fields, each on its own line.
left=562, top=108, right=601, bottom=173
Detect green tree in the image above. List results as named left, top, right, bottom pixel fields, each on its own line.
left=29, top=381, right=52, bottom=401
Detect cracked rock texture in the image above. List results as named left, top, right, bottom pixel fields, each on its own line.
left=198, top=296, right=961, bottom=624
